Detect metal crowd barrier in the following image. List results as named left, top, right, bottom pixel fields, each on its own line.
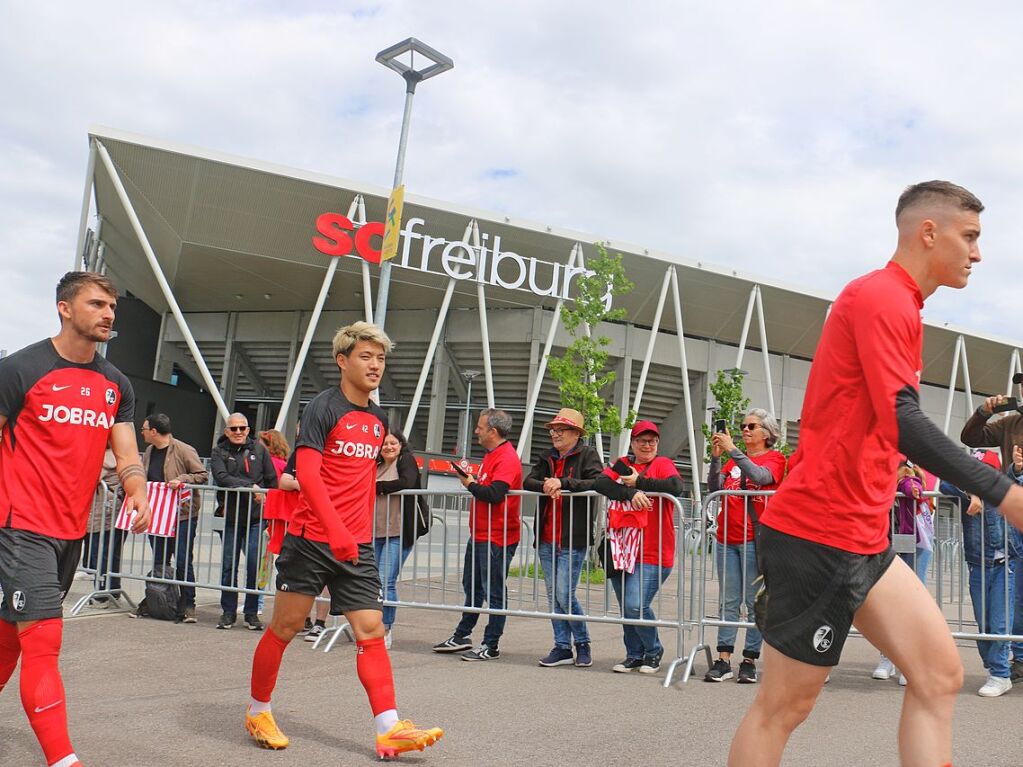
left=677, top=488, right=1023, bottom=683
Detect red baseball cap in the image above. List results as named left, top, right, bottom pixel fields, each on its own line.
left=630, top=420, right=659, bottom=438
left=974, top=449, right=1002, bottom=471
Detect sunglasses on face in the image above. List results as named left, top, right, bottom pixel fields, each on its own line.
left=227, top=425, right=249, bottom=433
left=740, top=423, right=760, bottom=431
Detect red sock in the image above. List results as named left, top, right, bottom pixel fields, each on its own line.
left=0, top=619, right=20, bottom=694
left=19, top=619, right=74, bottom=765
left=250, top=629, right=290, bottom=703
left=356, top=637, right=396, bottom=715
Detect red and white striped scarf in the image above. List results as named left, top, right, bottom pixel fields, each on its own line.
left=115, top=482, right=186, bottom=537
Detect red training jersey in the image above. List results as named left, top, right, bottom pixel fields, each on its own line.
left=715, top=450, right=786, bottom=545
left=289, top=387, right=387, bottom=545
left=0, top=339, right=135, bottom=539
left=760, top=261, right=924, bottom=554
left=602, top=455, right=680, bottom=568
left=471, top=439, right=522, bottom=546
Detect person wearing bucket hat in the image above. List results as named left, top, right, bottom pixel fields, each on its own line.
left=523, top=408, right=603, bottom=668
left=594, top=419, right=683, bottom=674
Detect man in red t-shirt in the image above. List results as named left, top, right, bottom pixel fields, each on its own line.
left=432, top=408, right=523, bottom=661
left=245, top=322, right=442, bottom=760
left=728, top=182, right=1023, bottom=767
left=0, top=272, right=151, bottom=767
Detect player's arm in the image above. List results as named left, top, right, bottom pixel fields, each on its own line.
left=109, top=421, right=151, bottom=533
left=294, top=446, right=358, bottom=563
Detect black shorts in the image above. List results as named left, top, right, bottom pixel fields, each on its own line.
left=274, top=534, right=383, bottom=615
left=753, top=525, right=895, bottom=667
left=0, top=527, right=83, bottom=623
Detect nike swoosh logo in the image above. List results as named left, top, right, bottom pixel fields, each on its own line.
left=51, top=384, right=71, bottom=392
left=34, top=700, right=63, bottom=713
left=346, top=423, right=358, bottom=430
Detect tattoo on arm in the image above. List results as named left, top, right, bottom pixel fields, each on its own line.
left=118, top=464, right=146, bottom=485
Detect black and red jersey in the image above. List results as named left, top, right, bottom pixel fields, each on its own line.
left=289, top=387, right=388, bottom=545
left=760, top=262, right=923, bottom=555
left=0, top=339, right=135, bottom=539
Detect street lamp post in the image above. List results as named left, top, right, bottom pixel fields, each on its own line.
left=461, top=369, right=481, bottom=459
left=373, top=38, right=454, bottom=332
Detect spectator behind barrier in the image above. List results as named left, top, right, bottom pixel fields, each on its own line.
left=523, top=408, right=603, bottom=669
left=704, top=408, right=785, bottom=685
left=260, top=429, right=291, bottom=478
left=374, top=428, right=429, bottom=648
left=939, top=449, right=1023, bottom=697
left=433, top=408, right=522, bottom=661
left=211, top=412, right=278, bottom=631
left=594, top=419, right=683, bottom=675
left=83, top=448, right=125, bottom=606
left=130, top=413, right=208, bottom=623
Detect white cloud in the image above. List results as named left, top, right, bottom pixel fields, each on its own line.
left=2, top=1, right=1023, bottom=355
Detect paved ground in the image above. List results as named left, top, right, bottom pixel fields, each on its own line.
left=2, top=581, right=1022, bottom=767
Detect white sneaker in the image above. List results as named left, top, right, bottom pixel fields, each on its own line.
left=978, top=675, right=1012, bottom=697
left=872, top=656, right=896, bottom=680
left=898, top=674, right=908, bottom=686
left=384, top=630, right=393, bottom=650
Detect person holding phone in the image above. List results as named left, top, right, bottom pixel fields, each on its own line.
left=594, top=420, right=683, bottom=674
left=704, top=409, right=786, bottom=684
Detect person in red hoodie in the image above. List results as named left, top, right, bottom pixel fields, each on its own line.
left=595, top=420, right=683, bottom=674
left=704, top=408, right=786, bottom=685
left=244, top=322, right=442, bottom=760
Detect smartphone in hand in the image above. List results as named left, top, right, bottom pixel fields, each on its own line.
left=451, top=461, right=470, bottom=478
left=993, top=397, right=1020, bottom=414
left=714, top=418, right=727, bottom=434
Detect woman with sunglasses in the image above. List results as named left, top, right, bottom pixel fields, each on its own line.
left=704, top=408, right=786, bottom=684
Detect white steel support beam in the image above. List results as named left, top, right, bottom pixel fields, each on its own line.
left=942, top=335, right=965, bottom=435
left=630, top=266, right=672, bottom=417
left=358, top=195, right=374, bottom=323
left=76, top=138, right=97, bottom=270
left=754, top=285, right=777, bottom=416
left=275, top=196, right=361, bottom=430
left=670, top=266, right=702, bottom=506
left=517, top=244, right=581, bottom=459
left=734, top=285, right=758, bottom=372
left=95, top=140, right=230, bottom=420
left=473, top=221, right=496, bottom=409
left=1008, top=350, right=1022, bottom=396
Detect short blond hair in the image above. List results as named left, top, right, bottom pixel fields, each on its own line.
left=332, top=321, right=394, bottom=358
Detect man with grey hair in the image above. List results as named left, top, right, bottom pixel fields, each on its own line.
left=211, top=412, right=278, bottom=631
left=433, top=408, right=523, bottom=661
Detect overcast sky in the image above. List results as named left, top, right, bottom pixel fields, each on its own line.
left=2, top=1, right=1022, bottom=355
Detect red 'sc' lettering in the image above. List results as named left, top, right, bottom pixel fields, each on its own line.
left=354, top=221, right=385, bottom=264
left=312, top=213, right=355, bottom=257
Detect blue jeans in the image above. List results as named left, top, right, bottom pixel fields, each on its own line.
left=537, top=542, right=590, bottom=649
left=454, top=540, right=518, bottom=649
left=899, top=547, right=931, bottom=584
left=968, top=560, right=1017, bottom=678
left=1014, top=560, right=1023, bottom=662
left=374, top=537, right=412, bottom=629
left=218, top=519, right=262, bottom=615
left=83, top=527, right=125, bottom=591
left=608, top=562, right=671, bottom=660
left=149, top=516, right=200, bottom=608
left=714, top=541, right=763, bottom=658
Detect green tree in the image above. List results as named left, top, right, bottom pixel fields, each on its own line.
left=547, top=243, right=635, bottom=437
left=702, top=368, right=749, bottom=463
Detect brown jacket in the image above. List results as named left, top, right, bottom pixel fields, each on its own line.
left=960, top=407, right=1023, bottom=468
left=142, top=438, right=209, bottom=519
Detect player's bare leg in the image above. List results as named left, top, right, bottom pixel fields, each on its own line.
left=726, top=644, right=830, bottom=766
left=852, top=556, right=961, bottom=767
left=246, top=591, right=316, bottom=749
left=346, top=608, right=443, bottom=759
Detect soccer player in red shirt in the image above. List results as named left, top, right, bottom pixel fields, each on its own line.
left=0, top=272, right=151, bottom=767
left=245, top=322, right=442, bottom=759
left=727, top=182, right=1023, bottom=767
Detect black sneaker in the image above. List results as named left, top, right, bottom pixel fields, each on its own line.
left=538, top=647, right=575, bottom=667
left=737, top=659, right=758, bottom=684
left=461, top=645, right=500, bottom=661
left=304, top=623, right=326, bottom=643
left=298, top=617, right=314, bottom=635
left=704, top=658, right=734, bottom=682
left=638, top=652, right=663, bottom=674
left=1011, top=659, right=1023, bottom=682
left=216, top=612, right=237, bottom=630
left=244, top=613, right=264, bottom=631
left=574, top=642, right=593, bottom=668
left=432, top=635, right=473, bottom=653
left=612, top=657, right=644, bottom=673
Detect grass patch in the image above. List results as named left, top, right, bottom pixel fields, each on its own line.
left=508, top=561, right=606, bottom=585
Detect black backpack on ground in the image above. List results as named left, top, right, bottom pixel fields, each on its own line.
left=142, top=564, right=181, bottom=621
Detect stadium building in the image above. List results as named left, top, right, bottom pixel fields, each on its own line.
left=76, top=126, right=1023, bottom=497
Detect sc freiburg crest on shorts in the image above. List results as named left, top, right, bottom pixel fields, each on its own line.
left=813, top=625, right=834, bottom=653
left=12, top=590, right=27, bottom=612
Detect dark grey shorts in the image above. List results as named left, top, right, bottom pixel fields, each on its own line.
left=754, top=525, right=896, bottom=667
left=274, top=535, right=383, bottom=615
left=0, top=527, right=82, bottom=623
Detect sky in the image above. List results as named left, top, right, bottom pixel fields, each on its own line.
left=2, top=1, right=1023, bottom=355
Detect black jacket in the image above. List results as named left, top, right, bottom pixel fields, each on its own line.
left=376, top=450, right=431, bottom=548
left=523, top=443, right=603, bottom=549
left=211, top=435, right=278, bottom=521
